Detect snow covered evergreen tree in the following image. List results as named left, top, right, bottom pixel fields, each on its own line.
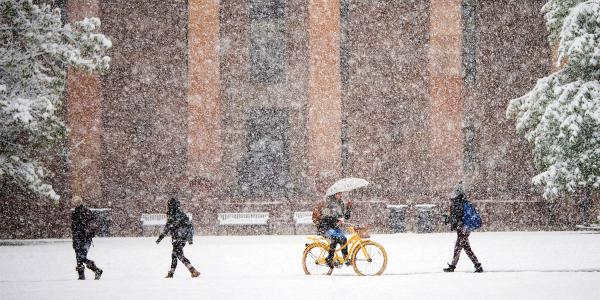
left=0, top=0, right=111, bottom=201
left=542, top=0, right=586, bottom=43
left=507, top=0, right=600, bottom=205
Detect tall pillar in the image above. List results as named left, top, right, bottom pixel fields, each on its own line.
left=187, top=0, right=222, bottom=191
left=428, top=0, right=464, bottom=196
left=67, top=0, right=103, bottom=203
left=307, top=0, right=342, bottom=192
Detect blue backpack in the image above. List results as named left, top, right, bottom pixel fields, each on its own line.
left=463, top=201, right=482, bottom=231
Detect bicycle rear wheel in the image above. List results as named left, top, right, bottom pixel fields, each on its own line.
left=302, top=243, right=334, bottom=275
left=351, top=241, right=387, bottom=276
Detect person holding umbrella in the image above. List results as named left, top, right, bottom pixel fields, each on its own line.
left=320, top=192, right=352, bottom=268
left=317, top=178, right=368, bottom=268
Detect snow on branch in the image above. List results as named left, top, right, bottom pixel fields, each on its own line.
left=0, top=0, right=111, bottom=201
left=507, top=0, right=600, bottom=200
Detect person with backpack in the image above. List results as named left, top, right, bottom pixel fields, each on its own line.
left=314, top=192, right=352, bottom=268
left=156, top=197, right=200, bottom=278
left=71, top=196, right=103, bottom=280
left=443, top=183, right=484, bottom=273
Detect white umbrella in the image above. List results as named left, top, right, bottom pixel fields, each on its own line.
left=325, top=177, right=370, bottom=196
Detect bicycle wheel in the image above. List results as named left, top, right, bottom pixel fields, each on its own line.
left=351, top=241, right=387, bottom=276
left=302, top=243, right=333, bottom=275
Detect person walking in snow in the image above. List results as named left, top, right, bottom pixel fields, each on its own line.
left=71, top=196, right=103, bottom=280
left=443, top=183, right=484, bottom=273
left=156, top=197, right=200, bottom=278
left=319, top=192, right=352, bottom=268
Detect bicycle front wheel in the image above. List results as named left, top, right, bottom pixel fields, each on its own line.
left=302, top=243, right=333, bottom=275
left=351, top=241, right=387, bottom=276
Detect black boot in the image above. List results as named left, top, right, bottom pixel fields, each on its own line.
left=443, top=264, right=456, bottom=272
left=326, top=257, right=335, bottom=268
left=342, top=250, right=350, bottom=266
left=94, top=268, right=103, bottom=280
left=188, top=267, right=200, bottom=278
left=474, top=263, right=483, bottom=273
left=86, top=261, right=103, bottom=280
left=76, top=265, right=85, bottom=280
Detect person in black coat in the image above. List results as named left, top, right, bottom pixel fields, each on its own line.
left=444, top=183, right=483, bottom=273
left=71, top=196, right=103, bottom=280
left=320, top=192, right=352, bottom=268
left=156, top=198, right=200, bottom=278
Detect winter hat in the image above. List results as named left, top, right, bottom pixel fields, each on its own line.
left=168, top=198, right=180, bottom=208
left=71, top=196, right=83, bottom=207
left=167, top=197, right=180, bottom=215
left=450, top=182, right=465, bottom=199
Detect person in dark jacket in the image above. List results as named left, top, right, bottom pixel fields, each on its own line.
left=71, top=196, right=103, bottom=280
left=444, top=183, right=483, bottom=273
left=320, top=192, right=352, bottom=268
left=156, top=198, right=200, bottom=278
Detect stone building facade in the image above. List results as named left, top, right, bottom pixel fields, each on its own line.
left=2, top=0, right=598, bottom=238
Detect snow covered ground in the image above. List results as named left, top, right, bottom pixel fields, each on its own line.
left=1, top=231, right=599, bottom=300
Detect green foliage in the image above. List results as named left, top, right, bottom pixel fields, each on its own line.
left=0, top=0, right=111, bottom=201
left=507, top=0, right=600, bottom=199
left=542, top=0, right=585, bottom=43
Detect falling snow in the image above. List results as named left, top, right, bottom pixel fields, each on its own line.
left=0, top=0, right=599, bottom=298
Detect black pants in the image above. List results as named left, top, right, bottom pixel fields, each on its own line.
left=73, top=240, right=99, bottom=271
left=451, top=228, right=479, bottom=266
left=171, top=241, right=192, bottom=270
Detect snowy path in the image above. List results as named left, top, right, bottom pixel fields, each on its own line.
left=1, top=232, right=599, bottom=300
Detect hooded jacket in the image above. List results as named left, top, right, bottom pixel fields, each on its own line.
left=157, top=198, right=193, bottom=244
left=319, top=195, right=351, bottom=232
left=449, top=195, right=466, bottom=231
left=71, top=205, right=96, bottom=246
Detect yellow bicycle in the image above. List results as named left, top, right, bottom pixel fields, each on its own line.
left=302, top=225, right=387, bottom=276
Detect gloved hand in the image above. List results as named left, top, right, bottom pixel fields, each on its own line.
left=155, top=239, right=161, bottom=244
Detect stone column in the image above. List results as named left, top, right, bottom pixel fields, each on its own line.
left=428, top=0, right=464, bottom=197
left=187, top=0, right=222, bottom=191
left=67, top=0, right=103, bottom=203
left=307, top=0, right=342, bottom=193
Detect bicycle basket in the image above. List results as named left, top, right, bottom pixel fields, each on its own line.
left=355, top=226, right=370, bottom=239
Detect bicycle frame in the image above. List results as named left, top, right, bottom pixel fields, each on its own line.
left=308, top=226, right=372, bottom=265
